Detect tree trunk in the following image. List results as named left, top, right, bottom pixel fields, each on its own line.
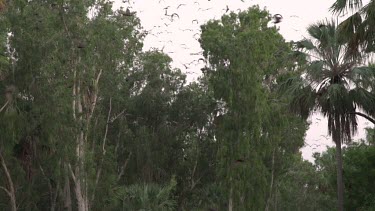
left=0, top=151, right=17, bottom=211
left=51, top=181, right=59, bottom=211
left=71, top=53, right=98, bottom=211
left=73, top=132, right=89, bottom=211
left=39, top=164, right=59, bottom=211
left=63, top=164, right=72, bottom=211
left=228, top=183, right=233, bottom=211
left=71, top=69, right=89, bottom=211
left=265, top=149, right=275, bottom=211
left=335, top=140, right=344, bottom=211
left=70, top=161, right=89, bottom=211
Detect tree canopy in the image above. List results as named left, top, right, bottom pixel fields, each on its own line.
left=0, top=1, right=374, bottom=211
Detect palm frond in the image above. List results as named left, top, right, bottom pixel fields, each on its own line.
left=319, top=84, right=357, bottom=144
left=307, top=23, right=325, bottom=42
left=156, top=176, right=177, bottom=205
left=289, top=50, right=308, bottom=65
left=338, top=12, right=362, bottom=37
left=306, top=60, right=329, bottom=83
left=279, top=76, right=317, bottom=119
left=307, top=20, right=338, bottom=50
left=349, top=66, right=375, bottom=88
left=349, top=87, right=375, bottom=116
left=113, top=180, right=177, bottom=211
left=296, top=39, right=315, bottom=50
left=362, top=0, right=375, bottom=17
left=334, top=0, right=375, bottom=55
left=337, top=12, right=365, bottom=59
left=330, top=0, right=363, bottom=14
left=278, top=76, right=305, bottom=94
left=362, top=1, right=375, bottom=52
left=326, top=84, right=351, bottom=112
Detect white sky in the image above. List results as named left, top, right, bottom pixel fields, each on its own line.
left=113, top=0, right=371, bottom=162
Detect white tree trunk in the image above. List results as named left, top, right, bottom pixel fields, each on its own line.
left=70, top=58, right=102, bottom=211
left=63, top=167, right=72, bottom=211
left=228, top=184, right=233, bottom=211
left=75, top=78, right=89, bottom=211
left=265, top=149, right=275, bottom=211
left=0, top=151, right=17, bottom=211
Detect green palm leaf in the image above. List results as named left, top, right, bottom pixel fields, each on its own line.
left=330, top=0, right=363, bottom=14
left=280, top=19, right=375, bottom=144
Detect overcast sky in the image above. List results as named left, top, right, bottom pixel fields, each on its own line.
left=113, top=0, right=371, bottom=162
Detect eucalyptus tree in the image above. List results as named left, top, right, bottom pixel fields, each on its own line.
left=200, top=6, right=297, bottom=210
left=120, top=51, right=188, bottom=184
left=2, top=0, right=144, bottom=210
left=280, top=19, right=375, bottom=210
left=273, top=155, right=335, bottom=211
left=119, top=51, right=218, bottom=210
left=331, top=0, right=375, bottom=55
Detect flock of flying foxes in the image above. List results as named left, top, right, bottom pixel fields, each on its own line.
left=120, top=1, right=284, bottom=24
left=118, top=2, right=284, bottom=165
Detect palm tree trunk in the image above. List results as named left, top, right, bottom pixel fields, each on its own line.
left=335, top=140, right=344, bottom=211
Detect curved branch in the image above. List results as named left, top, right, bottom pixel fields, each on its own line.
left=0, top=151, right=17, bottom=211
left=0, top=186, right=10, bottom=197
left=0, top=100, right=9, bottom=113
left=349, top=112, right=375, bottom=125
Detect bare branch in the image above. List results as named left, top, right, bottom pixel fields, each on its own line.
left=0, top=186, right=10, bottom=197
left=110, top=109, right=126, bottom=123
left=102, top=97, right=112, bottom=154
left=91, top=98, right=112, bottom=203
left=0, top=100, right=9, bottom=113
left=68, top=164, right=77, bottom=184
left=117, top=152, right=133, bottom=182
left=0, top=151, right=17, bottom=211
left=88, top=69, right=103, bottom=120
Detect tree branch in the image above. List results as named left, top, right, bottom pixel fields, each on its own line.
left=0, top=186, right=10, bottom=197
left=67, top=163, right=77, bottom=184
left=88, top=69, right=102, bottom=121
left=102, top=97, right=112, bottom=155
left=39, top=165, right=53, bottom=208
left=0, top=100, right=9, bottom=113
left=117, top=151, right=132, bottom=182
left=0, top=150, right=17, bottom=211
left=91, top=98, right=112, bottom=203
left=110, top=109, right=125, bottom=123
left=349, top=112, right=375, bottom=125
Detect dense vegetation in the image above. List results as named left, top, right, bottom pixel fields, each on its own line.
left=0, top=0, right=374, bottom=210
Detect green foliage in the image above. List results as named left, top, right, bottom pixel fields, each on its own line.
left=343, top=143, right=375, bottom=210
left=331, top=0, right=375, bottom=54
left=112, top=176, right=177, bottom=211
left=279, top=17, right=375, bottom=211
left=273, top=155, right=335, bottom=211
left=0, top=1, right=373, bottom=210
left=314, top=143, right=375, bottom=210
left=200, top=6, right=310, bottom=210
left=280, top=19, right=374, bottom=145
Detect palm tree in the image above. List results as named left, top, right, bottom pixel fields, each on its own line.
left=112, top=178, right=177, bottom=211
left=330, top=0, right=375, bottom=56
left=280, top=19, right=375, bottom=211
